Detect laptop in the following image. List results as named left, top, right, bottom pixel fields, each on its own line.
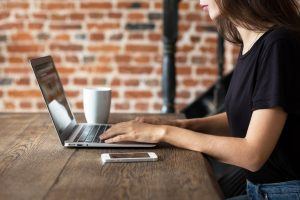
left=30, top=55, right=155, bottom=148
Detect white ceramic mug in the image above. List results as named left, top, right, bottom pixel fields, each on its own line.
left=83, top=87, right=111, bottom=124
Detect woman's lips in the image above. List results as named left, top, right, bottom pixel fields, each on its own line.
left=201, top=5, right=208, bottom=11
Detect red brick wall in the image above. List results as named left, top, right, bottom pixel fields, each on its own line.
left=0, top=0, right=239, bottom=113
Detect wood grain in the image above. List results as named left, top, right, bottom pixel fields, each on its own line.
left=0, top=113, right=223, bottom=200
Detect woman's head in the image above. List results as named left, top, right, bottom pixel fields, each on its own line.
left=200, top=0, right=300, bottom=44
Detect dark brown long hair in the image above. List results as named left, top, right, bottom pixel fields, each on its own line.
left=214, top=0, right=300, bottom=44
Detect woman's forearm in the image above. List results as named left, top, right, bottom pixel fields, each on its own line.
left=160, top=125, right=260, bottom=172
left=175, top=112, right=231, bottom=136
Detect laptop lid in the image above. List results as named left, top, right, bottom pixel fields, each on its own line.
left=30, top=56, right=76, bottom=145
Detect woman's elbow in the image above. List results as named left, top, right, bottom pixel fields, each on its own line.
left=245, top=155, right=266, bottom=172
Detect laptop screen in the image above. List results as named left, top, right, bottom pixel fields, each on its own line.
left=34, top=61, right=74, bottom=135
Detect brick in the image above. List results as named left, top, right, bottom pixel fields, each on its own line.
left=176, top=91, right=191, bottom=99
left=55, top=34, right=70, bottom=41
left=183, top=79, right=198, bottom=86
left=148, top=13, right=162, bottom=21
left=56, top=67, right=75, bottom=74
left=65, top=90, right=79, bottom=97
left=87, top=23, right=120, bottom=30
left=124, top=79, right=139, bottom=86
left=90, top=33, right=105, bottom=41
left=41, top=2, right=75, bottom=10
left=177, top=67, right=191, bottom=75
left=4, top=102, right=15, bottom=110
left=4, top=67, right=30, bottom=74
left=50, top=44, right=83, bottom=51
left=186, top=13, right=201, bottom=21
left=8, top=90, right=41, bottom=98
left=0, top=23, right=23, bottom=30
left=108, top=12, right=122, bottom=19
left=110, top=33, right=123, bottom=41
left=88, top=45, right=119, bottom=52
left=70, top=13, right=85, bottom=20
left=98, top=56, right=112, bottom=64
left=6, top=2, right=29, bottom=9
left=128, top=13, right=145, bottom=21
left=37, top=102, right=46, bottom=109
left=135, top=103, right=149, bottom=111
left=37, top=33, right=50, bottom=40
left=111, top=91, right=119, bottom=98
left=125, top=23, right=155, bottom=31
left=177, top=45, right=194, bottom=53
left=33, top=13, right=47, bottom=20
left=28, top=23, right=43, bottom=30
left=115, top=55, right=131, bottom=63
left=126, top=45, right=158, bottom=52
left=8, top=56, right=23, bottom=63
left=11, top=33, right=33, bottom=41
left=76, top=102, right=83, bottom=109
left=153, top=102, right=162, bottom=110
left=129, top=33, right=144, bottom=40
left=16, top=78, right=30, bottom=85
left=84, top=66, right=112, bottom=73
left=201, top=79, right=216, bottom=87
left=111, top=79, right=121, bottom=86
left=66, top=56, right=79, bottom=63
left=51, top=14, right=67, bottom=21
left=134, top=56, right=150, bottom=63
left=0, top=35, right=7, bottom=42
left=144, top=79, right=159, bottom=86
left=89, top=13, right=104, bottom=19
left=179, top=2, right=189, bottom=10
left=0, top=90, right=3, bottom=97
left=7, top=44, right=43, bottom=53
left=115, top=102, right=130, bottom=110
left=92, top=78, right=107, bottom=85
left=196, top=68, right=218, bottom=75
left=148, top=33, right=161, bottom=41
left=0, top=12, right=10, bottom=20
left=125, top=91, right=152, bottom=99
left=119, top=66, right=153, bottom=74
left=74, top=78, right=87, bottom=85
left=20, top=102, right=32, bottom=109
left=81, top=2, right=112, bottom=9
left=50, top=24, right=82, bottom=30
left=192, top=56, right=207, bottom=64
left=117, top=2, right=149, bottom=9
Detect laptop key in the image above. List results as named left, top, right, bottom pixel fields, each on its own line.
left=78, top=126, right=93, bottom=142
left=74, top=126, right=84, bottom=142
left=93, top=125, right=111, bottom=143
left=85, top=126, right=100, bottom=142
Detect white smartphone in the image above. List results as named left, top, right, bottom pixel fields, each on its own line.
left=101, top=152, right=158, bottom=163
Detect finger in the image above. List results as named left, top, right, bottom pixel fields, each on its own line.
left=105, top=134, right=130, bottom=143
left=134, top=117, right=145, bottom=123
left=100, top=127, right=125, bottom=140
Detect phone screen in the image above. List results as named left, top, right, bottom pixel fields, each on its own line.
left=109, top=152, right=150, bottom=158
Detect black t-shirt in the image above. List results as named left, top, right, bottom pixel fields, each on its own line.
left=225, top=27, right=300, bottom=184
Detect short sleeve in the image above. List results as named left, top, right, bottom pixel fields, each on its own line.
left=251, top=39, right=300, bottom=114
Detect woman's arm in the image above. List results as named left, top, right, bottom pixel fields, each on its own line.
left=175, top=112, right=231, bottom=136
left=100, top=107, right=287, bottom=172
left=162, top=107, right=287, bottom=172
left=137, top=112, right=231, bottom=136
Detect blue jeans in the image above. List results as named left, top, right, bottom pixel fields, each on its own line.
left=227, top=180, right=300, bottom=200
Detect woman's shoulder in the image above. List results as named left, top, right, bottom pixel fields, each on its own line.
left=264, top=26, right=300, bottom=47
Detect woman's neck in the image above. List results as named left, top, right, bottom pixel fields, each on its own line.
left=237, top=27, right=266, bottom=55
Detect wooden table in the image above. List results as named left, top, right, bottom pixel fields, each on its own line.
left=0, top=113, right=223, bottom=200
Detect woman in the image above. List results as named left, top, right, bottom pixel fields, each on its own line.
left=101, top=0, right=300, bottom=199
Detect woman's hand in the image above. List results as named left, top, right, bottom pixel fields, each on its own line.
left=100, top=120, right=166, bottom=144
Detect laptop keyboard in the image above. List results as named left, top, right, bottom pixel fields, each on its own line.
left=74, top=124, right=111, bottom=143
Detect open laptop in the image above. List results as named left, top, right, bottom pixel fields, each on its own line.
left=30, top=55, right=155, bottom=148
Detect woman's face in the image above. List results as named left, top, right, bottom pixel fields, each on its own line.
left=199, top=0, right=220, bottom=20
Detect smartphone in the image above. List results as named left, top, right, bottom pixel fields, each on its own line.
left=101, top=152, right=158, bottom=163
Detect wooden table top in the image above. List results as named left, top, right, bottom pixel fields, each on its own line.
left=0, top=113, right=223, bottom=200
